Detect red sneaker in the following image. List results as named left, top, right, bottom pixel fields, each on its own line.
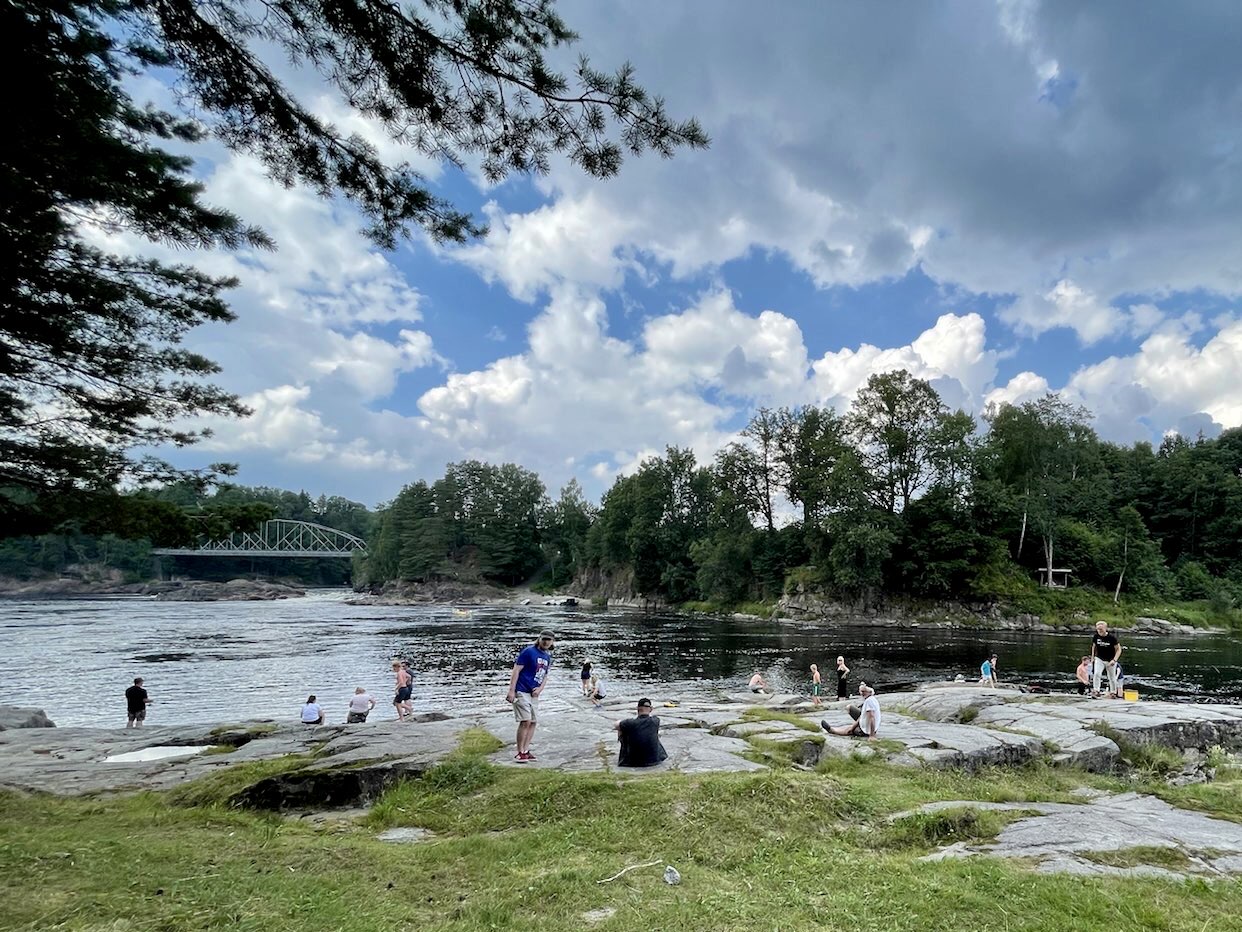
left=514, top=751, right=529, bottom=762
left=524, top=750, right=537, bottom=761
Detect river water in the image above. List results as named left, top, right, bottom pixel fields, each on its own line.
left=2, top=591, right=1239, bottom=728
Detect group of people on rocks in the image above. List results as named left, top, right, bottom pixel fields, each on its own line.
left=123, top=621, right=1131, bottom=763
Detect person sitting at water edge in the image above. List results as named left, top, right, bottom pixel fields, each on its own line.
left=749, top=671, right=769, bottom=694
left=836, top=656, right=850, bottom=699
left=507, top=629, right=554, bottom=762
left=347, top=687, right=375, bottom=723
left=588, top=673, right=607, bottom=705
left=125, top=677, right=150, bottom=728
left=580, top=659, right=593, bottom=696
left=810, top=664, right=822, bottom=705
left=822, top=683, right=881, bottom=739
left=980, top=654, right=998, bottom=686
left=392, top=660, right=414, bottom=721
left=616, top=697, right=668, bottom=767
left=301, top=694, right=325, bottom=725
left=1075, top=656, right=1092, bottom=695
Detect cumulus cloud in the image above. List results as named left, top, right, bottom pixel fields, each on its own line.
left=812, top=313, right=998, bottom=413
left=1064, top=321, right=1242, bottom=441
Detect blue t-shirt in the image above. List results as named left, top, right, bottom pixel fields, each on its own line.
left=981, top=660, right=993, bottom=679
left=514, top=644, right=551, bottom=694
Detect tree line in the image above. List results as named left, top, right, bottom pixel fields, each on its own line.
left=361, top=372, right=1242, bottom=617
left=7, top=370, right=1241, bottom=616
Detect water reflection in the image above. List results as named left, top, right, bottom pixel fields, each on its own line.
left=1, top=592, right=1238, bottom=728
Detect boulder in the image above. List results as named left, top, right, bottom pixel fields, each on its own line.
left=0, top=707, right=55, bottom=731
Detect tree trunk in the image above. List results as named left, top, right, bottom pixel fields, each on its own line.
left=1043, top=535, right=1054, bottom=588
left=1016, top=484, right=1029, bottom=560
left=1113, top=531, right=1129, bottom=605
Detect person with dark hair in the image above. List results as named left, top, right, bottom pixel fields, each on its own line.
left=506, top=630, right=554, bottom=762
left=125, top=677, right=150, bottom=728
left=580, top=659, right=593, bottom=696
left=301, top=695, right=325, bottom=725
left=615, top=698, right=668, bottom=767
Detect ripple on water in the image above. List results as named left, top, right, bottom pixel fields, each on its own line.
left=1, top=593, right=1240, bottom=728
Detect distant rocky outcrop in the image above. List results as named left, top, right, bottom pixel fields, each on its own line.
left=0, top=706, right=56, bottom=730
left=154, top=579, right=305, bottom=601
left=348, top=578, right=511, bottom=605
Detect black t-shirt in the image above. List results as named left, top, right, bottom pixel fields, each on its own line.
left=617, top=715, right=667, bottom=768
left=837, top=668, right=849, bottom=686
left=125, top=685, right=148, bottom=712
left=1091, top=632, right=1120, bottom=661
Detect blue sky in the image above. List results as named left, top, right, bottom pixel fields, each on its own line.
left=118, top=1, right=1242, bottom=507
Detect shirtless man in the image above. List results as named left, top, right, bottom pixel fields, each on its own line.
left=392, top=660, right=413, bottom=721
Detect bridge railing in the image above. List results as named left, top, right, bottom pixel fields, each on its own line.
left=151, top=519, right=368, bottom=558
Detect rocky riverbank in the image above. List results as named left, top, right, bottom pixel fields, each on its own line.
left=4, top=686, right=1240, bottom=803
left=0, top=576, right=305, bottom=601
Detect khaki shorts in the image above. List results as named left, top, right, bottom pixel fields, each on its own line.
left=513, top=692, right=538, bottom=723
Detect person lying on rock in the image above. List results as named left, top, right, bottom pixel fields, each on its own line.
left=615, top=697, right=668, bottom=767
left=822, top=683, right=881, bottom=739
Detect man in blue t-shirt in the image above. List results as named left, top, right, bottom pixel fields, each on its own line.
left=506, top=629, right=554, bottom=762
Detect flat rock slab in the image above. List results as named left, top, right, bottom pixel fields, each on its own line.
left=887, top=688, right=1242, bottom=768
left=809, top=712, right=1043, bottom=770
left=910, top=792, right=1242, bottom=878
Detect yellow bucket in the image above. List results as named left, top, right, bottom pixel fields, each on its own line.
left=1123, top=689, right=1139, bottom=702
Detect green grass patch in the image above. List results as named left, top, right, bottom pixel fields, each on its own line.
left=200, top=743, right=238, bottom=756
left=1081, top=846, right=1197, bottom=871
left=4, top=751, right=1242, bottom=931
left=678, top=599, right=775, bottom=618
left=740, top=708, right=821, bottom=732
left=879, top=805, right=1033, bottom=850
left=1089, top=723, right=1185, bottom=777
left=166, top=754, right=318, bottom=808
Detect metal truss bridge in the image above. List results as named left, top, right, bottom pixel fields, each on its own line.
left=152, top=519, right=367, bottom=559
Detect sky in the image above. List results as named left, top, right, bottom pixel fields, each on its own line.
left=117, top=0, right=1242, bottom=507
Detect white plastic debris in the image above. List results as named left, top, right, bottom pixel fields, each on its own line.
left=663, top=865, right=681, bottom=885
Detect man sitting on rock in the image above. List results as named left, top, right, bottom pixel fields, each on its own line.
left=615, top=697, right=668, bottom=767
left=822, top=683, right=881, bottom=739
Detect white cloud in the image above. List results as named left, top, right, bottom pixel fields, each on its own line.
left=985, top=371, right=1052, bottom=409
left=1065, top=321, right=1242, bottom=440
left=812, top=313, right=998, bottom=413
left=1000, top=280, right=1125, bottom=345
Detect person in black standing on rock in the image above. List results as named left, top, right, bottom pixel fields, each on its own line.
left=835, top=656, right=851, bottom=699
left=1090, top=620, right=1121, bottom=698
left=125, top=677, right=150, bottom=728
left=615, top=697, right=668, bottom=767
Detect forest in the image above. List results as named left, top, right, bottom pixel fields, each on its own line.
left=5, top=371, right=1242, bottom=624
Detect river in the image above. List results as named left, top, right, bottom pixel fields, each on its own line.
left=2, top=590, right=1239, bottom=728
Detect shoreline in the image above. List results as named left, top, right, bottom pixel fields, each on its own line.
left=1, top=575, right=1228, bottom=636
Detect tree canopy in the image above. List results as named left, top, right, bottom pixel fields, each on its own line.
left=1, top=0, right=706, bottom=537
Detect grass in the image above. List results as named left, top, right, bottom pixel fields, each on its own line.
left=740, top=708, right=822, bottom=733
left=994, top=584, right=1242, bottom=630
left=678, top=599, right=776, bottom=619
left=3, top=746, right=1242, bottom=931
left=1082, top=846, right=1199, bottom=871
left=1089, top=723, right=1185, bottom=778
